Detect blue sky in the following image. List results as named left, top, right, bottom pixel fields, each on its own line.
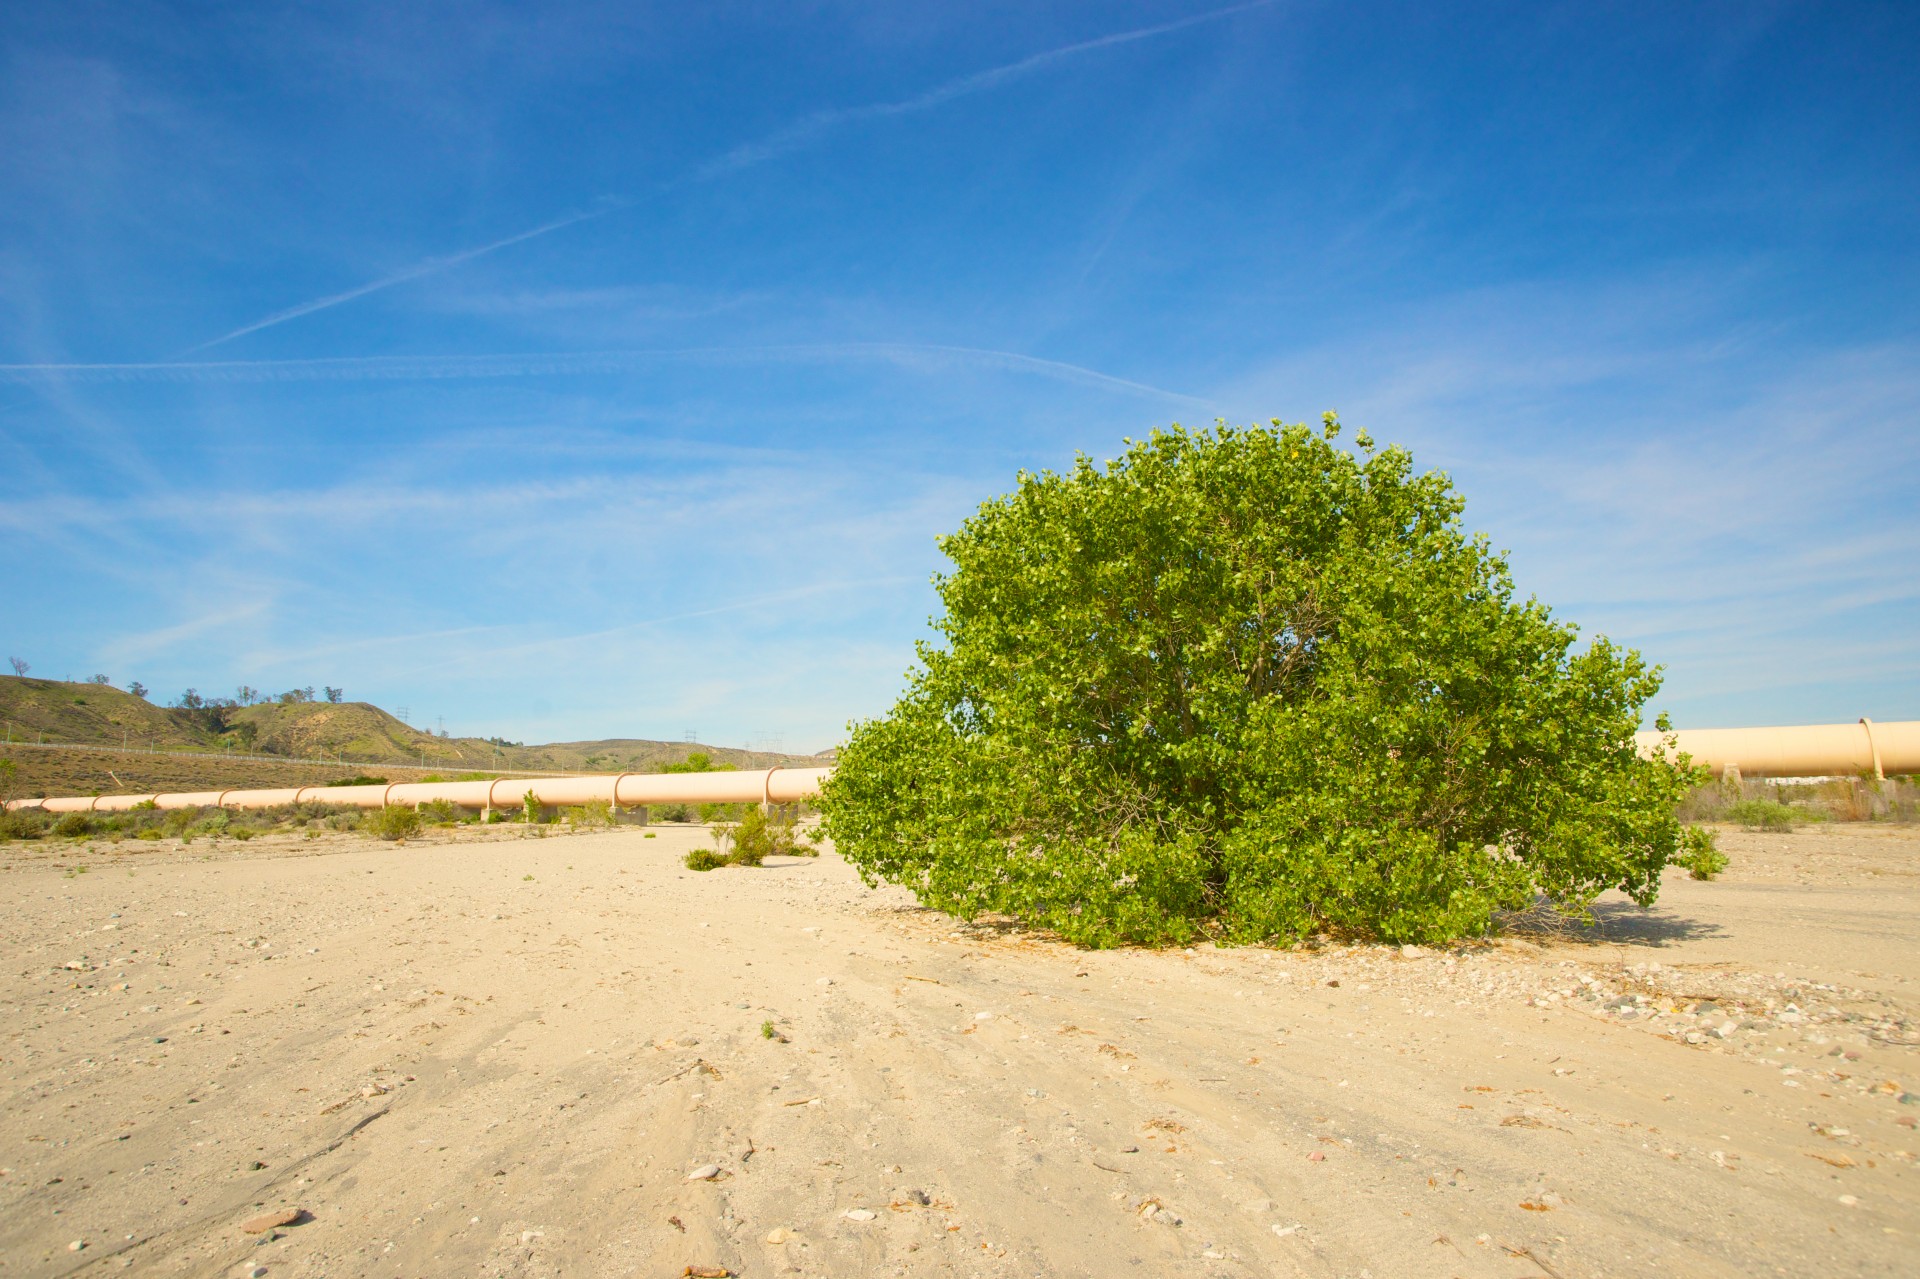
left=2, top=1, right=1915, bottom=751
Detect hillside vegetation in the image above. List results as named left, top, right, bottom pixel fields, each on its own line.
left=0, top=677, right=824, bottom=798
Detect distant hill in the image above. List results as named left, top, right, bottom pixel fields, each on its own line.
left=0, top=676, right=828, bottom=775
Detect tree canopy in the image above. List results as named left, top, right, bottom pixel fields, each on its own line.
left=820, top=419, right=1700, bottom=946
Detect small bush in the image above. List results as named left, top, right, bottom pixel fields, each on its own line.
left=733, top=806, right=807, bottom=862
left=1724, top=799, right=1799, bottom=832
left=1675, top=828, right=1728, bottom=880
left=684, top=847, right=726, bottom=871
left=654, top=804, right=691, bottom=822
left=563, top=800, right=615, bottom=828
left=53, top=812, right=93, bottom=838
left=521, top=790, right=544, bottom=825
left=366, top=805, right=423, bottom=841
left=0, top=809, right=51, bottom=841
left=419, top=799, right=459, bottom=826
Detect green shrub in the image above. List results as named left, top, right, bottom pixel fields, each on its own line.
left=654, top=804, right=691, bottom=822
left=366, top=805, right=423, bottom=841
left=563, top=800, right=615, bottom=827
left=1, top=809, right=50, bottom=841
left=419, top=799, right=459, bottom=826
left=820, top=420, right=1701, bottom=947
left=53, top=812, right=93, bottom=838
left=1724, top=799, right=1799, bottom=832
left=521, top=790, right=544, bottom=824
left=684, top=847, right=725, bottom=871
left=1675, top=827, right=1728, bottom=880
left=728, top=806, right=808, bottom=862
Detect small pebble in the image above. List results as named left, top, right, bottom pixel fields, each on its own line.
left=68, top=1241, right=85, bottom=1252
left=765, top=1228, right=790, bottom=1244
left=844, top=1208, right=876, bottom=1221
left=687, top=1164, right=721, bottom=1181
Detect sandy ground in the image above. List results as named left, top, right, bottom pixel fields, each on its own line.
left=1, top=822, right=1914, bottom=1278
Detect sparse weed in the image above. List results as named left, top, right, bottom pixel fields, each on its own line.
left=760, top=1019, right=777, bottom=1039
left=683, top=847, right=725, bottom=872
left=562, top=800, right=615, bottom=828
left=1724, top=799, right=1799, bottom=832
left=366, top=805, right=423, bottom=841
left=1675, top=827, right=1729, bottom=880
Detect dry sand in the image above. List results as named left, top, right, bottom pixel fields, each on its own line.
left=1, top=822, right=1914, bottom=1277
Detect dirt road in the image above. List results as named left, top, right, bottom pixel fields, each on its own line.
left=1, top=823, right=1913, bottom=1277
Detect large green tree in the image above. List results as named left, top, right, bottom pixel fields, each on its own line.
left=820, top=419, right=1700, bottom=946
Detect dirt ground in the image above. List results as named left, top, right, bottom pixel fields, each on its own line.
left=0, top=821, right=1913, bottom=1278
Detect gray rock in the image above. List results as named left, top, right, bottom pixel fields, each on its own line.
left=686, top=1164, right=721, bottom=1181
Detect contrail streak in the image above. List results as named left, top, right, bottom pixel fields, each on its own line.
left=697, top=0, right=1278, bottom=179
left=179, top=205, right=620, bottom=356
left=170, top=2, right=1273, bottom=352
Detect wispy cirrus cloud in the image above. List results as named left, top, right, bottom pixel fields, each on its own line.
left=97, top=600, right=273, bottom=669
left=0, top=342, right=1212, bottom=406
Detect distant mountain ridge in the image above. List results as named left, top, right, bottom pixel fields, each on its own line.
left=0, top=677, right=828, bottom=774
